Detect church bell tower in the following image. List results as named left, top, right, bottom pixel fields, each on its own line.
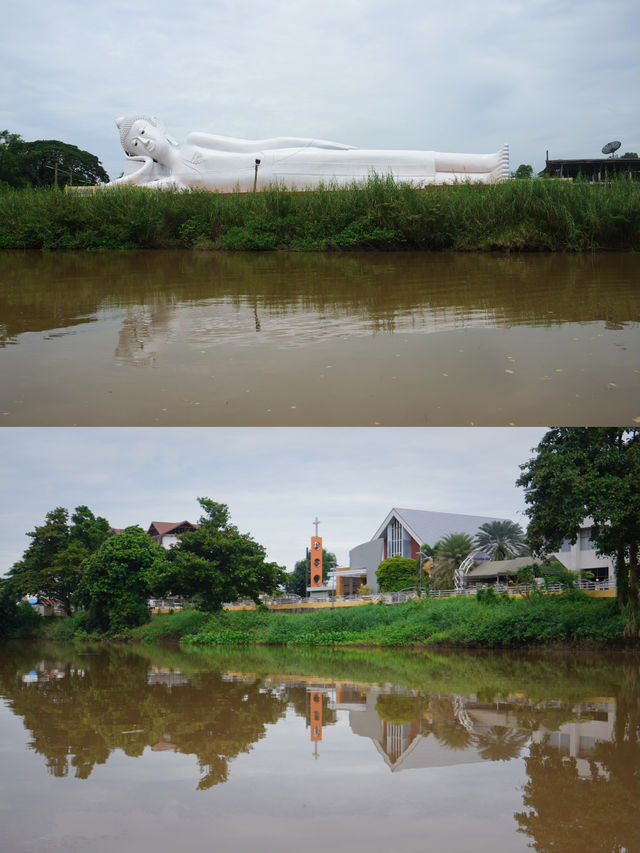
left=310, top=516, right=323, bottom=588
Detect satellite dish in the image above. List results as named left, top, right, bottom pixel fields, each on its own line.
left=601, top=140, right=621, bottom=156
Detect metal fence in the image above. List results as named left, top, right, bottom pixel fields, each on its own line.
left=217, top=577, right=617, bottom=609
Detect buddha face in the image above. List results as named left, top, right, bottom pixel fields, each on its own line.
left=125, top=119, right=175, bottom=164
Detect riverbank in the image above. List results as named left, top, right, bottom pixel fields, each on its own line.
left=37, top=593, right=636, bottom=648
left=1, top=177, right=639, bottom=251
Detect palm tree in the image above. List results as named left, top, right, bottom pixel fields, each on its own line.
left=431, top=532, right=474, bottom=589
left=474, top=725, right=530, bottom=761
left=474, top=520, right=527, bottom=561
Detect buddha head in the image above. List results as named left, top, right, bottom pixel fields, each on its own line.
left=116, top=115, right=178, bottom=164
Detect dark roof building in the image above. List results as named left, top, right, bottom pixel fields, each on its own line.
left=147, top=521, right=198, bottom=548
left=539, top=155, right=640, bottom=180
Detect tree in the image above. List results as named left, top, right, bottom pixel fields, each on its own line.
left=0, top=130, right=109, bottom=187
left=78, top=526, right=167, bottom=633
left=0, top=130, right=29, bottom=187
left=516, top=428, right=640, bottom=615
left=513, top=163, right=533, bottom=179
left=158, top=498, right=286, bottom=612
left=474, top=520, right=527, bottom=560
left=431, top=532, right=474, bottom=590
left=0, top=579, right=41, bottom=639
left=284, top=549, right=336, bottom=597
left=8, top=505, right=112, bottom=615
left=621, top=152, right=638, bottom=158
left=376, top=555, right=418, bottom=593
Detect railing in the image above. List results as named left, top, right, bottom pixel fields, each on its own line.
left=264, top=594, right=305, bottom=605
left=216, top=577, right=617, bottom=609
left=427, top=578, right=616, bottom=598
left=148, top=598, right=186, bottom=610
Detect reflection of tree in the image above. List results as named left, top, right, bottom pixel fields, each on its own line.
left=376, top=693, right=421, bottom=726
left=0, top=645, right=287, bottom=790
left=474, top=726, right=529, bottom=761
left=515, top=741, right=637, bottom=853
left=515, top=664, right=639, bottom=853
left=425, top=695, right=475, bottom=751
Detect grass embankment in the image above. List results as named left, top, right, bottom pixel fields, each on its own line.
left=1, top=177, right=638, bottom=251
left=121, top=594, right=631, bottom=648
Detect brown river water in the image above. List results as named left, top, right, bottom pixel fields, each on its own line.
left=1, top=642, right=638, bottom=853
left=0, top=250, right=638, bottom=425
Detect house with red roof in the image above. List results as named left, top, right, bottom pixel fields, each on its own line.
left=147, top=521, right=198, bottom=549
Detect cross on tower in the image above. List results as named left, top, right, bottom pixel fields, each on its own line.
left=313, top=516, right=321, bottom=537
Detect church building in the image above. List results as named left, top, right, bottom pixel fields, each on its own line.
left=336, top=507, right=509, bottom=596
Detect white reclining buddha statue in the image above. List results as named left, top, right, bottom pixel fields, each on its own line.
left=110, top=115, right=509, bottom=191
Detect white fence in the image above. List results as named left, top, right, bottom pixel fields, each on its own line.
left=213, top=577, right=617, bottom=609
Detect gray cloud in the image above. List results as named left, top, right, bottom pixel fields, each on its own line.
left=0, top=427, right=546, bottom=574
left=1, top=0, right=637, bottom=180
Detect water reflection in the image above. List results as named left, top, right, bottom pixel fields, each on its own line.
left=1, top=251, right=638, bottom=349
left=3, top=646, right=287, bottom=789
left=0, top=251, right=638, bottom=425
left=1, top=645, right=637, bottom=785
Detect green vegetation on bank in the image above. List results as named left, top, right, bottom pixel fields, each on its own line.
left=115, top=593, right=631, bottom=648
left=1, top=176, right=639, bottom=251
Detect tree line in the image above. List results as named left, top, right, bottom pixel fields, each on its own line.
left=1, top=498, right=285, bottom=635
left=1, top=428, right=638, bottom=638
left=0, top=130, right=109, bottom=188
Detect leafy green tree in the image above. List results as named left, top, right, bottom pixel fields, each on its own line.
left=431, top=532, right=474, bottom=590
left=0, top=130, right=109, bottom=187
left=284, top=549, right=337, bottom=597
left=0, top=579, right=41, bottom=638
left=78, top=526, right=167, bottom=633
left=158, top=498, right=286, bottom=611
left=513, top=163, right=533, bottom=179
left=474, top=519, right=527, bottom=560
left=8, top=505, right=112, bottom=615
left=376, top=555, right=418, bottom=593
left=517, top=428, right=640, bottom=614
left=621, top=152, right=638, bottom=158
left=0, top=130, right=29, bottom=187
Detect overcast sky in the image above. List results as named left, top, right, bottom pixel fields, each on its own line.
left=0, top=427, right=546, bottom=574
left=2, top=0, right=637, bottom=180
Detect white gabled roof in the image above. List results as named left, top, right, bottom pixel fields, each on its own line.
left=373, top=507, right=510, bottom=548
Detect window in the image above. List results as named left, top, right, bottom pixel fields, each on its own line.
left=388, top=517, right=404, bottom=557
left=560, top=538, right=571, bottom=552
left=579, top=528, right=594, bottom=551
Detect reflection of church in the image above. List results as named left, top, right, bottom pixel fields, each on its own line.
left=333, top=686, right=486, bottom=771
left=303, top=682, right=616, bottom=777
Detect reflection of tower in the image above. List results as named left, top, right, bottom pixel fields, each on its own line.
left=310, top=690, right=323, bottom=759
left=310, top=516, right=323, bottom=588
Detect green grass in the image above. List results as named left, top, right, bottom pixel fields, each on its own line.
left=126, top=594, right=632, bottom=649
left=35, top=595, right=634, bottom=650
left=1, top=177, right=638, bottom=251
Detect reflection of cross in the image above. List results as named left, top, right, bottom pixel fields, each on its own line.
left=313, top=516, right=321, bottom=537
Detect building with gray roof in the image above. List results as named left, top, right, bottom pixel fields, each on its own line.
left=342, top=507, right=510, bottom=594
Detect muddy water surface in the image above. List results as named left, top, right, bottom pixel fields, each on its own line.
left=1, top=642, right=638, bottom=853
left=0, top=251, right=638, bottom=425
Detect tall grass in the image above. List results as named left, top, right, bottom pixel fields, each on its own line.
left=1, top=178, right=638, bottom=251
left=172, top=595, right=628, bottom=649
